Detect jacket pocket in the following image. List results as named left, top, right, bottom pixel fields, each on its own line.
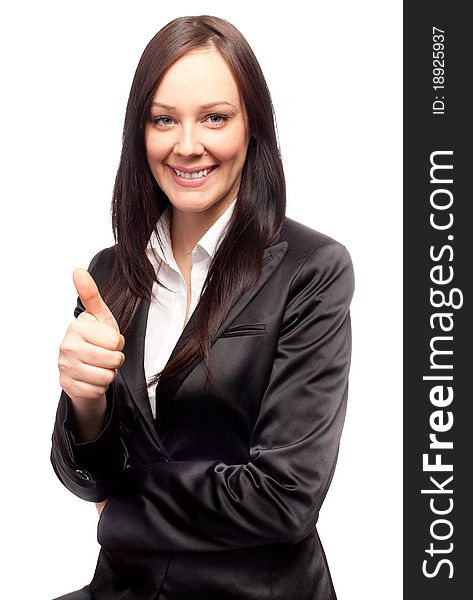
left=220, top=323, right=267, bottom=338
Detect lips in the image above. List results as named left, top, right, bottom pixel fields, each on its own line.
left=172, top=166, right=215, bottom=180
left=167, top=164, right=218, bottom=187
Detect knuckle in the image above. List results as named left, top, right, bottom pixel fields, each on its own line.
left=59, top=336, right=70, bottom=349
left=60, top=339, right=85, bottom=361
left=92, top=389, right=106, bottom=401
left=112, top=332, right=122, bottom=349
left=77, top=311, right=94, bottom=322
left=68, top=319, right=82, bottom=334
left=112, top=351, right=125, bottom=368
left=118, top=335, right=126, bottom=351
left=58, top=357, right=69, bottom=372
left=59, top=340, right=74, bottom=356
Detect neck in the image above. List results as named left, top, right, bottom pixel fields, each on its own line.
left=170, top=197, right=234, bottom=258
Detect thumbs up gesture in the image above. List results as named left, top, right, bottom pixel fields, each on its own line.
left=58, top=269, right=125, bottom=440
left=73, top=268, right=122, bottom=333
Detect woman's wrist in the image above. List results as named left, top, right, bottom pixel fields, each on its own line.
left=69, top=393, right=107, bottom=443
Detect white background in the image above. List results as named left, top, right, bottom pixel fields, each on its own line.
left=0, top=1, right=402, bottom=598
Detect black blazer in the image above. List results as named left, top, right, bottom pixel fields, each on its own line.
left=51, top=216, right=354, bottom=600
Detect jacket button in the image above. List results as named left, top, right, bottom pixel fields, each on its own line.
left=75, top=468, right=91, bottom=481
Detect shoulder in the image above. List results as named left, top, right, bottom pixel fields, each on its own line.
left=85, top=245, right=117, bottom=289
left=273, top=218, right=355, bottom=311
left=277, top=216, right=353, bottom=284
left=86, top=245, right=116, bottom=272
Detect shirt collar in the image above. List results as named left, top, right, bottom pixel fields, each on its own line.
left=147, top=197, right=237, bottom=269
left=197, top=197, right=237, bottom=258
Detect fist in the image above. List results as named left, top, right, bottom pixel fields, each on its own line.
left=58, top=268, right=125, bottom=404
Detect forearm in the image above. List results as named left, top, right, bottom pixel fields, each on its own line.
left=50, top=386, right=128, bottom=502
left=99, top=350, right=349, bottom=554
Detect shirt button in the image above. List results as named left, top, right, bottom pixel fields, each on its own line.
left=75, top=468, right=91, bottom=481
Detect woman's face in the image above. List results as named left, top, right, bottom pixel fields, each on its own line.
left=145, top=47, right=250, bottom=218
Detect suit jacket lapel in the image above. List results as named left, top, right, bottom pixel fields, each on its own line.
left=155, top=241, right=289, bottom=411
left=119, top=240, right=289, bottom=435
left=119, top=294, right=154, bottom=429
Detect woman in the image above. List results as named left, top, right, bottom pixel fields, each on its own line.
left=51, top=15, right=354, bottom=600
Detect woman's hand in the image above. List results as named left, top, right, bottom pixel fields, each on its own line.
left=58, top=269, right=125, bottom=442
left=96, top=499, right=109, bottom=516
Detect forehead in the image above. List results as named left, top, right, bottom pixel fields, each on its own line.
left=153, top=48, right=242, bottom=106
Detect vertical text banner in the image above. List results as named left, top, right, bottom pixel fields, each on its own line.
left=404, top=2, right=472, bottom=598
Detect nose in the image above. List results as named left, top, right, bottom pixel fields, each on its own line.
left=173, top=123, right=204, bottom=157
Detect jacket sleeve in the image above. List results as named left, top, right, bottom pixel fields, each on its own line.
left=50, top=248, right=128, bottom=503
left=98, top=241, right=355, bottom=552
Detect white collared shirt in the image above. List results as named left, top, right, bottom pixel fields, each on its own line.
left=144, top=198, right=237, bottom=419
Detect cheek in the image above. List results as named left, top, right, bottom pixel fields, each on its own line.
left=214, top=131, right=248, bottom=165
left=145, top=133, right=169, bottom=165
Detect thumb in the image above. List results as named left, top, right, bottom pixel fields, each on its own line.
left=73, top=268, right=119, bottom=332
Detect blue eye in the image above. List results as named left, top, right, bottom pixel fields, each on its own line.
left=150, top=113, right=229, bottom=127
left=151, top=116, right=174, bottom=126
left=206, top=113, right=229, bottom=125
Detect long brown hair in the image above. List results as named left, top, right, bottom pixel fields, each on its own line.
left=102, top=15, right=286, bottom=386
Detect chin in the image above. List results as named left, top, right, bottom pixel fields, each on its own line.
left=167, top=196, right=218, bottom=213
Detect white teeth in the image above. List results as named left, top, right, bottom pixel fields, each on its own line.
left=172, top=167, right=213, bottom=179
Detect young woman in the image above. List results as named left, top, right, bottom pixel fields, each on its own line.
left=51, top=15, right=354, bottom=600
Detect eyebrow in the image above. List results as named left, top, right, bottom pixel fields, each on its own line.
left=151, top=101, right=238, bottom=110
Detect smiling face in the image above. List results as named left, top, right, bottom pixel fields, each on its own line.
left=145, top=47, right=250, bottom=218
